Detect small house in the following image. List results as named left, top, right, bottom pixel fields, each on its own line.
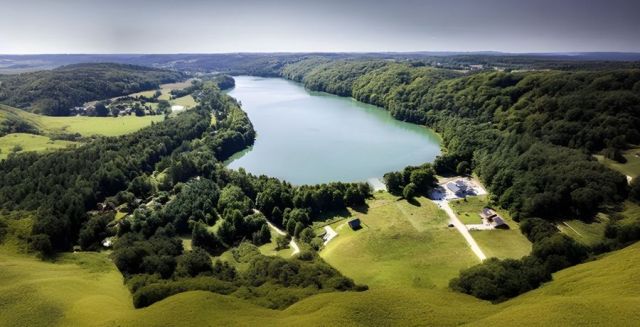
left=491, top=216, right=509, bottom=229
left=348, top=218, right=362, bottom=230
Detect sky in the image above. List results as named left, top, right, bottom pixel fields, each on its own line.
left=1, top=0, right=639, bottom=54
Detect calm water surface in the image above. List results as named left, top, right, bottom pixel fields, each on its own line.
left=225, top=76, right=441, bottom=185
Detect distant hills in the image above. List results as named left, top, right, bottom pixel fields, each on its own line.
left=0, top=63, right=185, bottom=116
left=1, top=52, right=639, bottom=75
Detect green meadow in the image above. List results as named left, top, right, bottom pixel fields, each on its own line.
left=320, top=192, right=479, bottom=289
left=0, top=133, right=78, bottom=160
left=1, top=229, right=638, bottom=326
left=449, top=195, right=532, bottom=259
left=129, top=80, right=197, bottom=110
left=1, top=104, right=165, bottom=157
left=1, top=104, right=164, bottom=137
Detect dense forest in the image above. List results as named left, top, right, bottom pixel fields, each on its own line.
left=0, top=63, right=185, bottom=116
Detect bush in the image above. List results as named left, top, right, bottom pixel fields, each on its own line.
left=30, top=234, right=53, bottom=257
left=519, top=218, right=558, bottom=243
left=175, top=247, right=213, bottom=277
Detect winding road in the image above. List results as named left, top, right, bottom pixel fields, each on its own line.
left=266, top=221, right=300, bottom=256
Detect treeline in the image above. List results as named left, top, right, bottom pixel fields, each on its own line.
left=119, top=243, right=364, bottom=309
left=0, top=63, right=185, bottom=116
left=383, top=163, right=438, bottom=199
left=282, top=59, right=635, bottom=222
left=450, top=218, right=587, bottom=302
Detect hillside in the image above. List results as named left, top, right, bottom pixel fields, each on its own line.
left=1, top=228, right=637, bottom=326
left=0, top=63, right=185, bottom=116
left=0, top=104, right=164, bottom=159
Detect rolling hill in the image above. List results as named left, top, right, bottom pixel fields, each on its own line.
left=1, top=213, right=638, bottom=326
left=0, top=63, right=185, bottom=116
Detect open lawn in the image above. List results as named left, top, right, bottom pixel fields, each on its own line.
left=0, top=133, right=78, bottom=159
left=37, top=115, right=164, bottom=137
left=258, top=225, right=294, bottom=258
left=449, top=195, right=532, bottom=259
left=171, top=95, right=197, bottom=108
left=1, top=104, right=164, bottom=138
left=595, top=146, right=640, bottom=179
left=320, top=192, right=479, bottom=289
left=557, top=216, right=608, bottom=246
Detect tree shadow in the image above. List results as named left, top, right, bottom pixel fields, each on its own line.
left=316, top=207, right=352, bottom=221
left=351, top=203, right=369, bottom=214
left=407, top=198, right=421, bottom=207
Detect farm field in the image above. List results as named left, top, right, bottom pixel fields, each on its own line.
left=449, top=195, right=532, bottom=259
left=0, top=133, right=78, bottom=160
left=320, top=192, right=479, bottom=289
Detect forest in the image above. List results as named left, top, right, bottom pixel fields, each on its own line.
left=0, top=63, right=185, bottom=116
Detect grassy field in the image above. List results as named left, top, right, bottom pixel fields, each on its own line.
left=1, top=237, right=638, bottom=326
left=595, top=147, right=640, bottom=179
left=129, top=80, right=197, bottom=110
left=449, top=195, right=532, bottom=259
left=320, top=192, right=479, bottom=289
left=36, top=115, right=164, bottom=137
left=257, top=225, right=294, bottom=258
left=1, top=104, right=164, bottom=137
left=1, top=208, right=639, bottom=326
left=557, top=217, right=608, bottom=246
left=171, top=95, right=197, bottom=108
left=0, top=133, right=78, bottom=160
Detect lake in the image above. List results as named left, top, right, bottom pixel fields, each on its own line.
left=225, top=76, right=441, bottom=186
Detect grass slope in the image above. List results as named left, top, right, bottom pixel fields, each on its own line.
left=0, top=133, right=78, bottom=160
left=1, top=211, right=639, bottom=326
left=320, top=192, right=479, bottom=289
left=1, top=103, right=163, bottom=140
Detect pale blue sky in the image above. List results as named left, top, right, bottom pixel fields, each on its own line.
left=1, top=0, right=639, bottom=53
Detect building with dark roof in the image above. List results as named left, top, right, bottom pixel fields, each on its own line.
left=348, top=218, right=362, bottom=230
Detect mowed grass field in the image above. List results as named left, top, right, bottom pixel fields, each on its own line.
left=595, top=146, right=640, bottom=179
left=449, top=195, right=532, bottom=259
left=0, top=133, right=78, bottom=160
left=319, top=192, right=479, bottom=289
